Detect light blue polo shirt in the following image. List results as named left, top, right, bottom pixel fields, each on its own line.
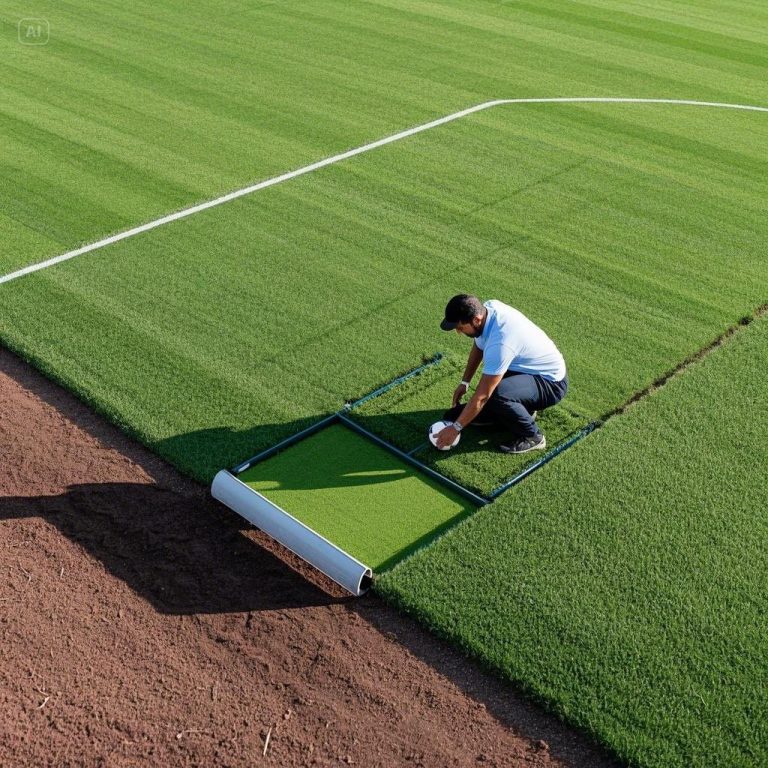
left=475, top=300, right=566, bottom=381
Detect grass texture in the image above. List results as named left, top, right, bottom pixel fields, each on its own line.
left=3, top=0, right=768, bottom=275
left=1, top=1, right=768, bottom=484
left=377, top=313, right=768, bottom=768
left=349, top=355, right=590, bottom=497
left=238, top=423, right=475, bottom=572
left=1, top=102, right=766, bottom=482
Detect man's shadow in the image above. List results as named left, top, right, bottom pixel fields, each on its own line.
left=0, top=475, right=351, bottom=614
left=0, top=405, right=458, bottom=616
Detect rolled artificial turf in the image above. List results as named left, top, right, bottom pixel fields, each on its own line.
left=377, top=312, right=768, bottom=768
left=238, top=423, right=476, bottom=572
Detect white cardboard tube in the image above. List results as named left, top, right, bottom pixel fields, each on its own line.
left=211, top=470, right=373, bottom=596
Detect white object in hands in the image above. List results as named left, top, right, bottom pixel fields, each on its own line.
left=428, top=420, right=461, bottom=451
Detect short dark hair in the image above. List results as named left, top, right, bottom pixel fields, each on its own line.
left=440, top=294, right=484, bottom=330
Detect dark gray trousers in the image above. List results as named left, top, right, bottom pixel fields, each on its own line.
left=483, top=372, right=568, bottom=438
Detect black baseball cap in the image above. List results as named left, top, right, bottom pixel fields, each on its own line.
left=440, top=294, right=484, bottom=331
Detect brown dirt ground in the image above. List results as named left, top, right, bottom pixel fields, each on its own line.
left=0, top=348, right=620, bottom=768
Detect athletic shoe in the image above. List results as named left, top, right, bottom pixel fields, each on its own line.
left=498, top=433, right=546, bottom=454
left=530, top=410, right=538, bottom=421
left=442, top=403, right=493, bottom=427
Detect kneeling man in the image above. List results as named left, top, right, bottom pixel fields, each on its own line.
left=436, top=294, right=568, bottom=454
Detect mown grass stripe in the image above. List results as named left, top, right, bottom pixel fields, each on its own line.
left=2, top=103, right=765, bottom=480
left=2, top=97, right=766, bottom=287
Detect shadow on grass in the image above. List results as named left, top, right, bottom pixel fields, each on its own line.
left=156, top=409, right=585, bottom=577
left=349, top=405, right=590, bottom=497
left=373, top=506, right=476, bottom=572
left=153, top=416, right=333, bottom=484
left=350, top=404, right=588, bottom=455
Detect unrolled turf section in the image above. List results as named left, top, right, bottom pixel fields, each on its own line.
left=377, top=313, right=768, bottom=768
left=238, top=424, right=475, bottom=572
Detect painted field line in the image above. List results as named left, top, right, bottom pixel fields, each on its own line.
left=3, top=96, right=767, bottom=287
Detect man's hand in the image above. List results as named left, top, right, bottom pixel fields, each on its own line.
left=435, top=423, right=459, bottom=450
left=452, top=382, right=468, bottom=407
left=446, top=372, right=504, bottom=433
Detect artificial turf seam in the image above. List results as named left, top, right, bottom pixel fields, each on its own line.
left=229, top=299, right=767, bottom=565
left=376, top=304, right=768, bottom=768
left=368, top=298, right=768, bottom=570
left=602, top=300, right=768, bottom=420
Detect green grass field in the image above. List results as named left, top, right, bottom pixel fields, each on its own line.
left=2, top=1, right=767, bottom=765
left=2, top=104, right=766, bottom=481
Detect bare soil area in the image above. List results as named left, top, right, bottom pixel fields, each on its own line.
left=0, top=348, right=619, bottom=768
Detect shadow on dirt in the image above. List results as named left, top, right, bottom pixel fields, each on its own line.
left=0, top=482, right=347, bottom=613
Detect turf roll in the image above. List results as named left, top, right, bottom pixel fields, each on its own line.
left=211, top=469, right=372, bottom=596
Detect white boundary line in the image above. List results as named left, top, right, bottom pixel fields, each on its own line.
left=3, top=97, right=767, bottom=286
